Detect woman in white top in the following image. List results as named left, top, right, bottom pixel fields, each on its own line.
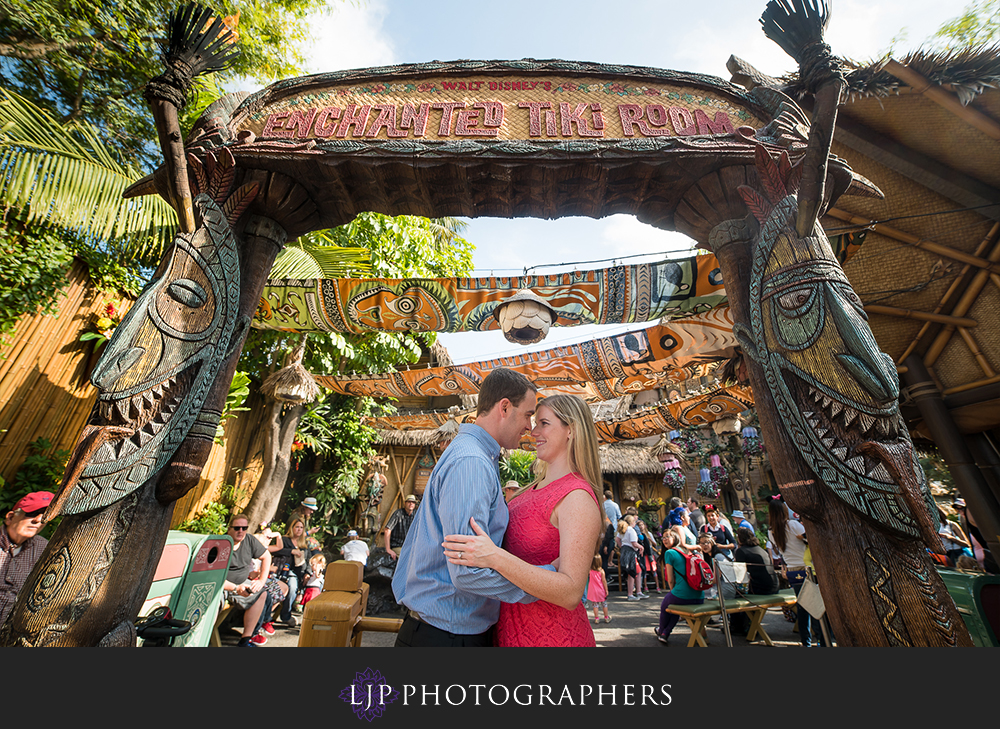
left=767, top=496, right=824, bottom=647
left=615, top=515, right=646, bottom=600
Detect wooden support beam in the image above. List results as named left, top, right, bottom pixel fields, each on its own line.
left=896, top=223, right=999, bottom=366
left=827, top=209, right=1000, bottom=275
left=924, top=223, right=1000, bottom=367
left=884, top=59, right=1000, bottom=142
left=957, top=326, right=996, bottom=378
left=863, top=304, right=977, bottom=328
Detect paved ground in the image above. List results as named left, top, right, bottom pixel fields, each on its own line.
left=220, top=589, right=826, bottom=648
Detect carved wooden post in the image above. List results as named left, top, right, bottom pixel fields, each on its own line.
left=0, top=4, right=281, bottom=647
left=707, top=193, right=972, bottom=646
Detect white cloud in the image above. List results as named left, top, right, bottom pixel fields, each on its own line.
left=300, top=1, right=397, bottom=75
left=598, top=215, right=697, bottom=260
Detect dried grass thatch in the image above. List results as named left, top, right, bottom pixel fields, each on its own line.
left=430, top=340, right=454, bottom=367
left=598, top=442, right=664, bottom=475
left=648, top=434, right=686, bottom=464
left=434, top=416, right=460, bottom=442
left=261, top=338, right=320, bottom=404
left=751, top=46, right=1000, bottom=106
left=376, top=429, right=442, bottom=447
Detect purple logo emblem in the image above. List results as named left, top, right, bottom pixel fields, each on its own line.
left=339, top=667, right=399, bottom=721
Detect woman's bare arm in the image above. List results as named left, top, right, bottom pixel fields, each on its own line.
left=443, top=490, right=601, bottom=610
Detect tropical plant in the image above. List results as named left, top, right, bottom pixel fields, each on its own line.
left=0, top=0, right=333, bottom=167
left=500, top=449, right=537, bottom=487
left=175, top=480, right=251, bottom=534
left=931, top=0, right=1000, bottom=50
left=0, top=89, right=178, bottom=262
left=215, top=370, right=251, bottom=444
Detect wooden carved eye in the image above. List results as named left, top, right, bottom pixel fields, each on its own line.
left=167, top=279, right=207, bottom=308
left=778, top=288, right=811, bottom=310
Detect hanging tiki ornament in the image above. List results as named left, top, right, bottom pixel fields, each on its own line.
left=662, top=458, right=686, bottom=491
left=741, top=426, right=764, bottom=457
left=670, top=428, right=702, bottom=455
left=709, top=454, right=728, bottom=488
left=493, top=289, right=556, bottom=345
left=696, top=467, right=718, bottom=499
left=261, top=337, right=320, bottom=404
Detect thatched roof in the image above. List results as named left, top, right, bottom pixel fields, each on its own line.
left=376, top=429, right=442, bottom=447
left=598, top=442, right=664, bottom=475
left=729, top=46, right=1000, bottom=440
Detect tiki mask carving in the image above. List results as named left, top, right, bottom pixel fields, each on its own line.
left=47, top=194, right=241, bottom=517
left=734, top=146, right=940, bottom=547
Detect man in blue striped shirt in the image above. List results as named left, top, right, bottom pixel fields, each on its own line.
left=392, top=368, right=539, bottom=646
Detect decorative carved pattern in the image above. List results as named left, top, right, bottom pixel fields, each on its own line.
left=46, top=193, right=243, bottom=518
left=735, top=145, right=939, bottom=543
left=863, top=549, right=910, bottom=647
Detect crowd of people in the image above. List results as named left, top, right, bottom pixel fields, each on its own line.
left=4, top=369, right=997, bottom=650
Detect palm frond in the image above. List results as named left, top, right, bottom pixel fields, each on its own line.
left=268, top=231, right=372, bottom=280
left=0, top=89, right=177, bottom=254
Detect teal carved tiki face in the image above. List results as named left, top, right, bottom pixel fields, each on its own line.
left=738, top=176, right=938, bottom=544
left=52, top=195, right=240, bottom=515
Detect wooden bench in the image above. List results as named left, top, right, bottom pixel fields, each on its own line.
left=662, top=589, right=797, bottom=647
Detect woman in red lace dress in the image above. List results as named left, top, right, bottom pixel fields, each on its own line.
left=442, top=394, right=604, bottom=646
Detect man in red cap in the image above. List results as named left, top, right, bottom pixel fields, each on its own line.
left=1, top=491, right=53, bottom=625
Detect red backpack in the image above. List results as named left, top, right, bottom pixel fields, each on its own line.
left=673, top=548, right=715, bottom=592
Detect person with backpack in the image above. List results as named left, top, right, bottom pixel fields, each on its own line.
left=654, top=531, right=708, bottom=645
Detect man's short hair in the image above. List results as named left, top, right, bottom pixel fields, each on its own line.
left=688, top=496, right=699, bottom=506
left=604, top=490, right=613, bottom=500
left=477, top=368, right=537, bottom=416
left=228, top=513, right=250, bottom=528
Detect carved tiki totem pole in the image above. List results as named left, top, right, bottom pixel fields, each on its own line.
left=0, top=5, right=284, bottom=646
left=705, top=0, right=973, bottom=646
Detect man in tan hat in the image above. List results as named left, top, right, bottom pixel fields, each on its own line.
left=384, top=495, right=418, bottom=561
left=1, top=491, right=54, bottom=625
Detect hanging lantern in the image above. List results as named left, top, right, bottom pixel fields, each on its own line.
left=741, top=425, right=764, bottom=457
left=696, top=467, right=718, bottom=499
left=493, top=289, right=555, bottom=345
left=662, top=457, right=685, bottom=491
left=709, top=453, right=728, bottom=488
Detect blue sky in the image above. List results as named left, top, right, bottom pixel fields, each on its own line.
left=278, top=0, right=967, bottom=363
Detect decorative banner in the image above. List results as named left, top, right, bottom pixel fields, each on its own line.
left=593, top=384, right=754, bottom=443
left=316, top=307, right=738, bottom=399
left=366, top=382, right=755, bottom=445
left=252, top=233, right=862, bottom=335
left=254, top=254, right=724, bottom=333
left=528, top=360, right=723, bottom=401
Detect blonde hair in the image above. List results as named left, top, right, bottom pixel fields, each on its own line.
left=519, top=394, right=602, bottom=505
left=617, top=519, right=628, bottom=535
left=287, top=518, right=307, bottom=549
left=591, top=554, right=603, bottom=571
left=309, top=553, right=327, bottom=571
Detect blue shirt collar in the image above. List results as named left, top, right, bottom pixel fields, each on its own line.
left=458, top=423, right=501, bottom=462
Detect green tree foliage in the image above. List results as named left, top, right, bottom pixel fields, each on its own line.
left=0, top=0, right=329, bottom=167
left=932, top=0, right=1000, bottom=50
left=325, top=213, right=473, bottom=279
left=0, top=218, right=74, bottom=345
left=0, top=89, right=178, bottom=263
